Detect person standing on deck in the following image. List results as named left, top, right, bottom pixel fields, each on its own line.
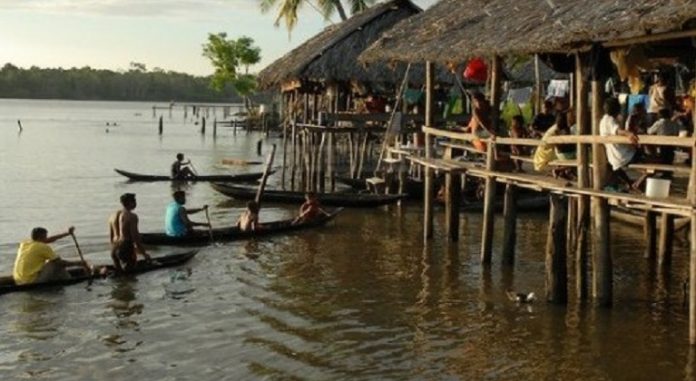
left=464, top=92, right=496, bottom=152
left=171, top=153, right=196, bottom=179
left=165, top=191, right=210, bottom=237
left=109, top=193, right=150, bottom=273
left=648, top=73, right=675, bottom=123
left=13, top=226, right=88, bottom=285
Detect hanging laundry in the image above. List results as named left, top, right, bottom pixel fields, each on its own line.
left=507, top=87, right=533, bottom=107
left=464, top=58, right=488, bottom=83
left=547, top=80, right=569, bottom=99
left=610, top=47, right=653, bottom=94
left=628, top=94, right=649, bottom=113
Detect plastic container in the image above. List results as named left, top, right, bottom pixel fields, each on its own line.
left=646, top=177, right=671, bottom=199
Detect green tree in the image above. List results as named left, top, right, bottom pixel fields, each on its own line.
left=202, top=33, right=261, bottom=107
left=259, top=0, right=375, bottom=32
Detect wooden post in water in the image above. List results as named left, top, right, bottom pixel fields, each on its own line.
left=201, top=117, right=206, bottom=135
left=658, top=213, right=674, bottom=267
left=575, top=53, right=590, bottom=300
left=480, top=55, right=502, bottom=265
left=213, top=119, right=217, bottom=138
left=444, top=148, right=461, bottom=242
left=255, top=145, right=277, bottom=208
left=546, top=194, right=568, bottom=304
left=291, top=120, right=297, bottom=191
left=328, top=132, right=335, bottom=192
left=591, top=79, right=612, bottom=306
left=158, top=116, right=163, bottom=135
left=643, top=211, right=657, bottom=259
left=423, top=61, right=435, bottom=242
left=501, top=184, right=517, bottom=266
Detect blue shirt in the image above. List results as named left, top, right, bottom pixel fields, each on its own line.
left=165, top=201, right=187, bottom=237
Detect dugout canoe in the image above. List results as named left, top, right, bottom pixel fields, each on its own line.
left=114, top=168, right=271, bottom=182
left=0, top=250, right=198, bottom=295
left=141, top=208, right=343, bottom=246
left=211, top=183, right=406, bottom=207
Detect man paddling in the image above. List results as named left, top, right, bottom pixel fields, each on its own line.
left=171, top=153, right=196, bottom=180
left=109, top=193, right=151, bottom=273
left=13, top=226, right=88, bottom=285
left=292, top=193, right=329, bottom=225
left=165, top=191, right=210, bottom=237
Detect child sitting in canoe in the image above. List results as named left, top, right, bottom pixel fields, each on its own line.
left=293, top=193, right=329, bottom=225
left=237, top=201, right=260, bottom=232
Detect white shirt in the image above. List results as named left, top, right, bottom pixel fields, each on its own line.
left=600, top=114, right=636, bottom=171
left=647, top=118, right=681, bottom=136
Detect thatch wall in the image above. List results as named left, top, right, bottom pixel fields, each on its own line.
left=257, top=0, right=422, bottom=90
left=361, top=0, right=696, bottom=64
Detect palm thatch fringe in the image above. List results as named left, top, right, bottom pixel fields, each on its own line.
left=360, top=0, right=696, bottom=64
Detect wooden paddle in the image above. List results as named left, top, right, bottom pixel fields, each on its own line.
left=204, top=206, right=214, bottom=243
left=69, top=232, right=91, bottom=274
left=255, top=144, right=277, bottom=209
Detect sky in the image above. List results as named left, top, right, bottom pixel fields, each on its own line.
left=0, top=0, right=435, bottom=76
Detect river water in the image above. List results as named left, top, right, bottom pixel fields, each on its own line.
left=0, top=99, right=693, bottom=380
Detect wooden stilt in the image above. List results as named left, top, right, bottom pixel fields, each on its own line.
left=423, top=61, right=435, bottom=242
left=291, top=120, right=297, bottom=191
left=658, top=213, right=675, bottom=268
left=445, top=172, right=461, bottom=242
left=158, top=116, right=163, bottom=135
left=546, top=195, right=568, bottom=304
left=480, top=55, right=502, bottom=264
left=644, top=211, right=657, bottom=259
left=328, top=132, right=335, bottom=191
left=575, top=53, right=590, bottom=301
left=501, top=184, right=517, bottom=266
left=591, top=79, right=612, bottom=306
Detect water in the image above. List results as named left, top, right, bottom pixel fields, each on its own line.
left=0, top=99, right=693, bottom=380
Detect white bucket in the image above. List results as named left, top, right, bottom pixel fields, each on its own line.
left=646, top=177, right=671, bottom=199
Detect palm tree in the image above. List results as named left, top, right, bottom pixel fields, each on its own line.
left=260, top=0, right=375, bottom=32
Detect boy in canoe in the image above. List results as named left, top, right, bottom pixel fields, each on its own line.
left=165, top=191, right=210, bottom=237
left=237, top=201, right=260, bottom=232
left=13, top=226, right=88, bottom=285
left=293, top=193, right=329, bottom=224
left=109, top=193, right=151, bottom=273
left=171, top=153, right=196, bottom=180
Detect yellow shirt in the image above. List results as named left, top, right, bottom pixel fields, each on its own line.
left=13, top=240, right=57, bottom=285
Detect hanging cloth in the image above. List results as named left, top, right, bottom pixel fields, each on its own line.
left=464, top=58, right=488, bottom=83
left=610, top=47, right=653, bottom=94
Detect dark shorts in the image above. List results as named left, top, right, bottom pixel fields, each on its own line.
left=113, top=240, right=135, bottom=264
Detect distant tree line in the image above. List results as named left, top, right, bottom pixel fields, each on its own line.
left=0, top=62, right=245, bottom=102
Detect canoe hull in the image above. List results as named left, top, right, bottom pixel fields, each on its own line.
left=141, top=209, right=342, bottom=246
left=0, top=251, right=198, bottom=294
left=114, top=168, right=270, bottom=182
left=211, top=183, right=406, bottom=207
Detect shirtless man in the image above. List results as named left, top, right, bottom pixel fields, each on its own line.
left=109, top=193, right=151, bottom=273
left=171, top=153, right=196, bottom=180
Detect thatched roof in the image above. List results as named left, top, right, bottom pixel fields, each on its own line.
left=360, top=0, right=696, bottom=64
left=257, top=0, right=422, bottom=90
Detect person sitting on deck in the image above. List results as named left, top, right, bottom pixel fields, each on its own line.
left=544, top=112, right=576, bottom=179
left=509, top=115, right=528, bottom=172
left=109, top=193, right=151, bottom=273
left=464, top=92, right=496, bottom=152
left=626, top=102, right=650, bottom=134
left=633, top=108, right=685, bottom=187
left=293, top=193, right=329, bottom=225
left=237, top=201, right=260, bottom=232
left=600, top=98, right=641, bottom=192
left=165, top=191, right=210, bottom=237
left=529, top=100, right=556, bottom=138
left=13, top=227, right=88, bottom=285
left=171, top=153, right=196, bottom=180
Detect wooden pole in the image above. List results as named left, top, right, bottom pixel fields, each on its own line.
left=281, top=93, right=288, bottom=190
left=201, top=116, right=206, bottom=135
left=501, top=184, right=517, bottom=266
left=444, top=148, right=461, bottom=242
left=158, top=116, right=163, bottom=135
left=546, top=194, right=568, bottom=304
left=644, top=211, right=657, bottom=259
left=591, top=79, right=612, bottom=306
left=575, top=53, right=590, bottom=300
left=423, top=61, right=435, bottom=242
left=480, top=55, right=502, bottom=264
left=291, top=120, right=297, bottom=191
left=213, top=118, right=217, bottom=137
left=255, top=144, right=277, bottom=208
left=690, top=94, right=696, bottom=345
left=328, top=132, right=335, bottom=192
left=658, top=213, right=674, bottom=267
left=534, top=54, right=542, bottom=114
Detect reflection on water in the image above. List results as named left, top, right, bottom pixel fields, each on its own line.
left=1, top=100, right=696, bottom=380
